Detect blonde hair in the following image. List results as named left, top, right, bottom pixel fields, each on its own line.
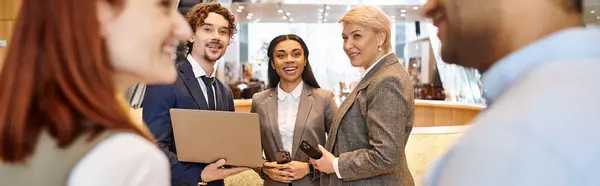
left=339, top=6, right=392, bottom=52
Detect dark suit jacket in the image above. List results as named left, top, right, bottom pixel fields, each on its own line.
left=251, top=84, right=338, bottom=186
left=142, top=58, right=235, bottom=186
left=322, top=53, right=415, bottom=186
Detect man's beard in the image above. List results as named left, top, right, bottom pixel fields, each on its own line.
left=202, top=39, right=225, bottom=62
left=440, top=33, right=460, bottom=67
left=202, top=52, right=222, bottom=62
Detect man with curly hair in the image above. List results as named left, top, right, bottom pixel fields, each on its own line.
left=142, top=2, right=247, bottom=186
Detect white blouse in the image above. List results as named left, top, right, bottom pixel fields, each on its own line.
left=276, top=82, right=303, bottom=154
left=67, top=133, right=170, bottom=186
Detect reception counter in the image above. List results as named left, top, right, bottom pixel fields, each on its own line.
left=233, top=99, right=485, bottom=127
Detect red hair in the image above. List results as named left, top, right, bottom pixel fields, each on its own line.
left=0, top=0, right=149, bottom=163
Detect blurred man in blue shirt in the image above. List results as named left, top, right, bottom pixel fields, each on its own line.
left=423, top=0, right=600, bottom=185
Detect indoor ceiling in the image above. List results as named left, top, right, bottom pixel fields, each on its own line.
left=232, top=2, right=600, bottom=24
left=231, top=2, right=424, bottom=23
left=177, top=1, right=600, bottom=24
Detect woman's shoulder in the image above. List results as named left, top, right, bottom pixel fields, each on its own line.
left=68, top=132, right=169, bottom=186
left=371, top=61, right=411, bottom=85
left=251, top=88, right=273, bottom=101
left=87, top=132, right=163, bottom=156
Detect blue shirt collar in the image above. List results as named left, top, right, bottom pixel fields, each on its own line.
left=481, top=27, right=600, bottom=103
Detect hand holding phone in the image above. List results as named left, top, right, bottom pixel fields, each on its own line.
left=275, top=151, right=292, bottom=164
left=299, top=140, right=323, bottom=159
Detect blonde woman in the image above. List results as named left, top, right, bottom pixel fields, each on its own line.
left=310, top=6, right=416, bottom=186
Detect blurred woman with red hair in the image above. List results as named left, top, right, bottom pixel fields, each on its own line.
left=0, top=0, right=191, bottom=185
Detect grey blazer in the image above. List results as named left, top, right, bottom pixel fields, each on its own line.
left=321, top=53, right=415, bottom=186
left=251, top=83, right=338, bottom=186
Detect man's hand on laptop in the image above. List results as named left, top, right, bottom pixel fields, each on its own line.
left=200, top=159, right=249, bottom=182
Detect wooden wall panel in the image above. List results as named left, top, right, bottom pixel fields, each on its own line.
left=233, top=99, right=484, bottom=127
left=414, top=105, right=480, bottom=127
left=0, top=0, right=21, bottom=20
left=0, top=20, right=15, bottom=71
left=0, top=0, right=21, bottom=70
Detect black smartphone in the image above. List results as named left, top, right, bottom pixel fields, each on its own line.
left=299, top=140, right=323, bottom=159
left=275, top=151, right=292, bottom=164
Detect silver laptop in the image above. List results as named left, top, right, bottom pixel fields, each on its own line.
left=169, top=108, right=264, bottom=168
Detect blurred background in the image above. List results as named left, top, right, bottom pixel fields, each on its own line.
left=163, top=0, right=600, bottom=107
left=2, top=0, right=599, bottom=108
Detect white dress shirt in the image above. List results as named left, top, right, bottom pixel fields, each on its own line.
left=277, top=82, right=303, bottom=154
left=187, top=55, right=218, bottom=107
left=333, top=52, right=393, bottom=179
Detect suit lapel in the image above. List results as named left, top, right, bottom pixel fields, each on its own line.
left=326, top=53, right=399, bottom=152
left=266, top=90, right=285, bottom=151
left=178, top=60, right=209, bottom=109
left=326, top=81, right=368, bottom=152
left=291, top=85, right=313, bottom=158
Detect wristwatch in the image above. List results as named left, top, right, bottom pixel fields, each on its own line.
left=308, top=163, right=314, bottom=174
left=259, top=166, right=269, bottom=180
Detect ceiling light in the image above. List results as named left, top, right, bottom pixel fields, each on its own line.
left=319, top=9, right=324, bottom=13
left=323, top=19, right=328, bottom=22
left=326, top=6, right=331, bottom=10
left=238, top=6, right=244, bottom=10
left=278, top=9, right=283, bottom=13
left=391, top=16, right=396, bottom=19
left=318, top=15, right=323, bottom=19
left=401, top=9, right=406, bottom=13
left=282, top=16, right=287, bottom=19
left=325, top=13, right=329, bottom=16
left=413, top=6, right=419, bottom=10
left=236, top=9, right=242, bottom=13
left=286, top=12, right=291, bottom=16
left=591, top=10, right=596, bottom=14
left=597, top=16, right=600, bottom=19
left=289, top=18, right=294, bottom=21
left=246, top=16, right=251, bottom=19
left=401, top=14, right=406, bottom=17
left=248, top=13, right=253, bottom=16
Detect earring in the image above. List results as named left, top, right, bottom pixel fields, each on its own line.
left=378, top=46, right=382, bottom=52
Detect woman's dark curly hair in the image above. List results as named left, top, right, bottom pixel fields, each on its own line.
left=185, top=2, right=237, bottom=55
